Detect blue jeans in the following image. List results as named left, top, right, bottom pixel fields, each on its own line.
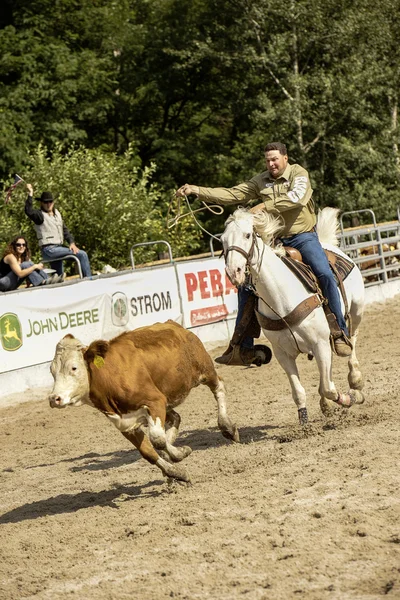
left=281, top=231, right=348, bottom=335
left=0, top=261, right=48, bottom=292
left=41, top=245, right=92, bottom=278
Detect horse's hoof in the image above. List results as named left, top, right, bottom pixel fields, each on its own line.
left=320, top=398, right=333, bottom=417
left=221, top=425, right=240, bottom=443
left=351, top=389, right=365, bottom=405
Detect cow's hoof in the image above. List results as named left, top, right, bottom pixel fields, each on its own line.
left=166, top=444, right=192, bottom=462
left=166, top=477, right=192, bottom=489
left=168, top=464, right=191, bottom=483
left=158, top=457, right=191, bottom=483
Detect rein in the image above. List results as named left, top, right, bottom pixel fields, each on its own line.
left=224, top=227, right=313, bottom=354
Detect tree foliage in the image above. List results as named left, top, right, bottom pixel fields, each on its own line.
left=0, top=145, right=202, bottom=270
left=1, top=0, right=399, bottom=251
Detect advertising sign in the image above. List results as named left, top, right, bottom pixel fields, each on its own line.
left=175, top=258, right=238, bottom=328
left=0, top=266, right=181, bottom=375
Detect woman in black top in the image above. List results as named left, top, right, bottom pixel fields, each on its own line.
left=0, top=235, right=49, bottom=292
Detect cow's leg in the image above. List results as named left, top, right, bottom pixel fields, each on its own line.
left=273, top=346, right=308, bottom=424
left=165, top=409, right=181, bottom=445
left=203, top=374, right=239, bottom=442
left=121, top=429, right=190, bottom=483
left=147, top=399, right=192, bottom=463
left=158, top=410, right=182, bottom=463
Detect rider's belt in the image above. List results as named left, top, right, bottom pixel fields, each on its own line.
left=256, top=294, right=322, bottom=331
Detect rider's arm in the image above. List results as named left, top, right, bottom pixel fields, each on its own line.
left=197, top=179, right=260, bottom=206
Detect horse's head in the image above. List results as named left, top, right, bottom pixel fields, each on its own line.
left=221, top=208, right=255, bottom=286
left=221, top=207, right=285, bottom=285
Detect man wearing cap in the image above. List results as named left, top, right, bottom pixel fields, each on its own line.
left=25, top=183, right=92, bottom=279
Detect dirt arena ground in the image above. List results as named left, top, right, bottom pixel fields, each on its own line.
left=1, top=296, right=399, bottom=600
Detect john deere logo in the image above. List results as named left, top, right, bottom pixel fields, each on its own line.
left=0, top=313, right=23, bottom=351
left=112, top=292, right=129, bottom=327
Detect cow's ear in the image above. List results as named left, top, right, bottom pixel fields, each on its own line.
left=84, top=340, right=109, bottom=364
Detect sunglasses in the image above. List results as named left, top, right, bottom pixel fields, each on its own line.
left=15, top=243, right=26, bottom=247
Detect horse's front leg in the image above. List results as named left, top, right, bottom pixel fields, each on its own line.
left=273, top=346, right=308, bottom=425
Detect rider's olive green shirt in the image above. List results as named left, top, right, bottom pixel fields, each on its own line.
left=198, top=163, right=316, bottom=237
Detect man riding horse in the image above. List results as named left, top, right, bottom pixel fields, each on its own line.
left=176, top=142, right=352, bottom=365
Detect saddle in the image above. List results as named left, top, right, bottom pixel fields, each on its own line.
left=239, top=246, right=355, bottom=353
left=279, top=246, right=355, bottom=344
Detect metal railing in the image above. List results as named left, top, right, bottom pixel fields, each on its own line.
left=42, top=255, right=83, bottom=279
left=339, top=210, right=400, bottom=286
left=130, top=240, right=173, bottom=269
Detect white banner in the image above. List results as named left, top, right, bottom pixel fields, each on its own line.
left=0, top=266, right=181, bottom=374
left=175, top=258, right=238, bottom=328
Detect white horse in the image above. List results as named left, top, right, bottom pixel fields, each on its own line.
left=221, top=207, right=365, bottom=423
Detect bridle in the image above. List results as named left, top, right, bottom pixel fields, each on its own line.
left=223, top=231, right=257, bottom=268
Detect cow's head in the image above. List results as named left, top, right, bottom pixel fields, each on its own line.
left=49, top=334, right=90, bottom=408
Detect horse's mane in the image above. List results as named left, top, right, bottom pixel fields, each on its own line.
left=226, top=206, right=340, bottom=254
left=226, top=207, right=286, bottom=256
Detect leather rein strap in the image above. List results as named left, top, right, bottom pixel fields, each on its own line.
left=255, top=294, right=323, bottom=331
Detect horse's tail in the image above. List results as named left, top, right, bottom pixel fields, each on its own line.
left=316, top=207, right=340, bottom=247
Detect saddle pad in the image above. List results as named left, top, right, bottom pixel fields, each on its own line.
left=281, top=256, right=319, bottom=293
left=326, top=250, right=355, bottom=283
left=281, top=250, right=355, bottom=292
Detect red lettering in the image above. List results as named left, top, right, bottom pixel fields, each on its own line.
left=198, top=271, right=211, bottom=299
left=209, top=269, right=223, bottom=297
left=185, top=273, right=198, bottom=302
left=225, top=274, right=237, bottom=295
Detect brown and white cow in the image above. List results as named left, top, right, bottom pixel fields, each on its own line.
left=49, top=320, right=239, bottom=483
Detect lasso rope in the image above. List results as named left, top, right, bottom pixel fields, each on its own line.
left=168, top=193, right=224, bottom=242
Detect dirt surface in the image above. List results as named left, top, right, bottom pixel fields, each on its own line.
left=1, top=296, right=399, bottom=600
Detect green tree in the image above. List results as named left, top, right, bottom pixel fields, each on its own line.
left=0, top=144, right=202, bottom=270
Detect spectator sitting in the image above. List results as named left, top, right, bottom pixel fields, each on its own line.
left=0, top=235, right=51, bottom=292
left=24, top=183, right=92, bottom=279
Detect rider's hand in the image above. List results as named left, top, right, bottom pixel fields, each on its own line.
left=250, top=203, right=265, bottom=214
left=176, top=184, right=199, bottom=197
left=35, top=263, right=44, bottom=270
left=26, top=183, right=33, bottom=196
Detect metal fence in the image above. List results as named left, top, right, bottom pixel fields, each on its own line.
left=339, top=209, right=400, bottom=287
